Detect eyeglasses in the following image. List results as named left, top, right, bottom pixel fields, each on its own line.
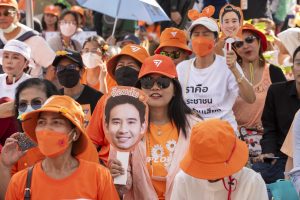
left=160, top=51, right=181, bottom=59
left=18, top=99, right=43, bottom=112
left=0, top=9, right=16, bottom=17
left=233, top=36, right=257, bottom=49
left=55, top=63, right=79, bottom=73
left=140, top=76, right=172, bottom=89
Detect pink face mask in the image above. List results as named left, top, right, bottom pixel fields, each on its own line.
left=60, top=23, right=76, bottom=37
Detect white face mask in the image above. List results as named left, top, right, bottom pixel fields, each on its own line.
left=82, top=52, right=103, bottom=69
left=60, top=23, right=76, bottom=37
left=1, top=22, right=18, bottom=33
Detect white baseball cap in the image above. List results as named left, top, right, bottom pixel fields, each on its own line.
left=188, top=17, right=219, bottom=36
left=0, top=40, right=31, bottom=60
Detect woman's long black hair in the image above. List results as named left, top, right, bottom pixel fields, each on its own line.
left=137, top=78, right=200, bottom=138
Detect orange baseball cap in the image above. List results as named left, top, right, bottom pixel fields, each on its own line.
left=0, top=0, right=18, bottom=10
left=71, top=5, right=84, bottom=17
left=155, top=27, right=192, bottom=55
left=44, top=5, right=60, bottom=16
left=242, top=23, right=267, bottom=52
left=138, top=54, right=177, bottom=79
left=21, top=95, right=88, bottom=156
left=180, top=119, right=248, bottom=180
left=107, top=44, right=149, bottom=80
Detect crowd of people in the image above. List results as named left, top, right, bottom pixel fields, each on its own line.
left=0, top=0, right=300, bottom=199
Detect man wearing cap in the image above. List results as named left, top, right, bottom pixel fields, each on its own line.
left=155, top=27, right=192, bottom=66
left=86, top=44, right=149, bottom=164
left=0, top=0, right=56, bottom=77
left=119, top=34, right=141, bottom=49
left=176, top=6, right=255, bottom=132
left=52, top=49, right=102, bottom=127
left=171, top=119, right=268, bottom=200
left=0, top=40, right=31, bottom=99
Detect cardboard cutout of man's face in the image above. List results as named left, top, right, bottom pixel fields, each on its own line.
left=103, top=86, right=148, bottom=151
left=219, top=4, right=244, bottom=40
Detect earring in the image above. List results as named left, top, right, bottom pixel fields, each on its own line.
left=72, top=132, right=77, bottom=141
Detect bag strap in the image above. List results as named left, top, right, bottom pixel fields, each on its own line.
left=24, top=166, right=34, bottom=200
left=16, top=31, right=37, bottom=42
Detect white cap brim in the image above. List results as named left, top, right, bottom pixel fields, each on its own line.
left=188, top=17, right=219, bottom=36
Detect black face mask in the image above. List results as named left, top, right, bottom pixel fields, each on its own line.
left=115, top=66, right=139, bottom=86
left=57, top=69, right=80, bottom=88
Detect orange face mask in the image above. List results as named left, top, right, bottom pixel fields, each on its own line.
left=192, top=36, right=215, bottom=57
left=36, top=129, right=74, bottom=158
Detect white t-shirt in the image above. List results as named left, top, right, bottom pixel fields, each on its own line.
left=176, top=55, right=242, bottom=131
left=0, top=23, right=56, bottom=77
left=171, top=167, right=268, bottom=200
left=0, top=73, right=31, bottom=99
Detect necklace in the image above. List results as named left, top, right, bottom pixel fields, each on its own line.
left=152, top=123, right=174, bottom=136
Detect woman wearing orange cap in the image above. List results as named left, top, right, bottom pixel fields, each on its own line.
left=41, top=5, right=60, bottom=34
left=5, top=95, right=119, bottom=199
left=233, top=24, right=286, bottom=158
left=154, top=27, right=192, bottom=65
left=86, top=44, right=149, bottom=164
left=109, top=55, right=201, bottom=199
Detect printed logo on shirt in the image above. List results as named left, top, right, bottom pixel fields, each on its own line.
left=130, top=45, right=141, bottom=52
left=170, top=32, right=177, bottom=37
left=153, top=60, right=162, bottom=67
left=147, top=139, right=177, bottom=170
left=81, top=104, right=91, bottom=128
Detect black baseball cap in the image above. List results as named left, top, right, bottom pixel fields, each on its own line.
left=52, top=49, right=83, bottom=68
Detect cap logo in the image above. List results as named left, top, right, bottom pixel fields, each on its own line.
left=170, top=32, right=177, bottom=37
left=130, top=46, right=140, bottom=52
left=153, top=60, right=162, bottom=67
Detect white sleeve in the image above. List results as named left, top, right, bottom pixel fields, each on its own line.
left=246, top=173, right=269, bottom=200
left=170, top=172, right=187, bottom=200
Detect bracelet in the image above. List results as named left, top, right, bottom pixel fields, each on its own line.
left=237, top=75, right=244, bottom=84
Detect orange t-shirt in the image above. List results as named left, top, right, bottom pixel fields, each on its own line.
left=11, top=137, right=99, bottom=174
left=6, top=159, right=119, bottom=200
left=86, top=95, right=110, bottom=164
left=146, top=122, right=179, bottom=199
left=81, top=69, right=117, bottom=92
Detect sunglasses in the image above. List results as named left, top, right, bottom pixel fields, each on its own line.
left=160, top=51, right=181, bottom=59
left=18, top=99, right=43, bottom=112
left=233, top=36, right=257, bottom=49
left=140, top=76, right=172, bottom=89
left=0, top=9, right=16, bottom=17
left=55, top=63, right=79, bottom=73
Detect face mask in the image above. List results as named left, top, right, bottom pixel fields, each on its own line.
left=57, top=69, right=80, bottom=88
left=36, top=129, right=75, bottom=157
left=82, top=53, right=103, bottom=69
left=60, top=23, right=76, bottom=37
left=1, top=22, right=18, bottom=33
left=192, top=36, right=215, bottom=57
left=115, top=66, right=139, bottom=86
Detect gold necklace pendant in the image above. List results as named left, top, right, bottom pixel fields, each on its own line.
left=157, top=129, right=162, bottom=136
